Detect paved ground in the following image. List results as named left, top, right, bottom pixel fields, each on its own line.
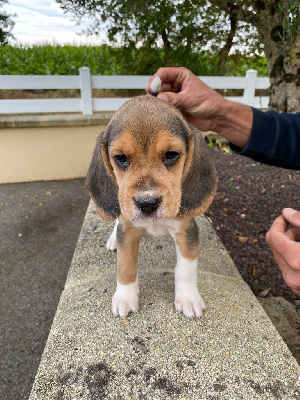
left=0, top=179, right=90, bottom=400
left=1, top=178, right=300, bottom=399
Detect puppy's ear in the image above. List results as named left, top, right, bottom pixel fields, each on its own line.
left=86, top=130, right=120, bottom=221
left=180, top=124, right=217, bottom=216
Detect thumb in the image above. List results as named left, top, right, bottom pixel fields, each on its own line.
left=157, top=92, right=182, bottom=108
left=282, top=208, right=300, bottom=228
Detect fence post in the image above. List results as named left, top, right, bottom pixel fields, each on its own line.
left=243, top=69, right=257, bottom=107
left=79, top=67, right=93, bottom=115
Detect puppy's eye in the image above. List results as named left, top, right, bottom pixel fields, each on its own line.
left=114, top=154, right=130, bottom=170
left=163, top=151, right=180, bottom=167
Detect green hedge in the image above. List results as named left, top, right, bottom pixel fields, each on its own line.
left=0, top=43, right=268, bottom=76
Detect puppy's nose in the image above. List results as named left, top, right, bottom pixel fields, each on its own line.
left=134, top=196, right=162, bottom=215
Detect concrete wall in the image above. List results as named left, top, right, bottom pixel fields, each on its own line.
left=0, top=113, right=217, bottom=184
left=0, top=114, right=112, bottom=183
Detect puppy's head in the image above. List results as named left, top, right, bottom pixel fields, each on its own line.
left=86, top=95, right=217, bottom=221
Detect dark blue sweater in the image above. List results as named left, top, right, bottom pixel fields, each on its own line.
left=230, top=108, right=300, bottom=170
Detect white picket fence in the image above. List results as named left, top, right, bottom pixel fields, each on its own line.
left=0, top=67, right=270, bottom=115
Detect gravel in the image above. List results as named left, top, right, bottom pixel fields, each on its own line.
left=205, top=146, right=300, bottom=302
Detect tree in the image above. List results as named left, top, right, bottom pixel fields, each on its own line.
left=57, top=0, right=262, bottom=72
left=0, top=0, right=15, bottom=45
left=210, top=0, right=299, bottom=113
left=57, top=0, right=299, bottom=112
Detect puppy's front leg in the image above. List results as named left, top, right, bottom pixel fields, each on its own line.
left=174, top=218, right=206, bottom=318
left=112, top=217, right=143, bottom=318
left=106, top=219, right=118, bottom=251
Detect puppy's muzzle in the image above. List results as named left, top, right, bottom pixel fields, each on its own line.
left=134, top=196, right=162, bottom=215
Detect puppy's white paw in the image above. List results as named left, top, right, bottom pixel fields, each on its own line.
left=175, top=289, right=206, bottom=319
left=174, top=247, right=205, bottom=318
left=112, top=281, right=139, bottom=318
left=106, top=219, right=118, bottom=251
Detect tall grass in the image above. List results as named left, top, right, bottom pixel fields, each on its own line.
left=0, top=43, right=268, bottom=76
left=0, top=44, right=121, bottom=75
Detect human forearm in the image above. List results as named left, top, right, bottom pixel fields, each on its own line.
left=212, top=100, right=253, bottom=149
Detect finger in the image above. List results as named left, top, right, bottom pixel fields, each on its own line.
left=285, top=227, right=300, bottom=242
left=146, top=68, right=177, bottom=93
left=146, top=67, right=188, bottom=93
left=266, top=219, right=300, bottom=263
left=157, top=92, right=174, bottom=104
left=160, top=82, right=174, bottom=92
left=282, top=208, right=300, bottom=228
left=269, top=215, right=289, bottom=234
left=266, top=216, right=288, bottom=244
left=271, top=248, right=300, bottom=295
left=157, top=91, right=187, bottom=108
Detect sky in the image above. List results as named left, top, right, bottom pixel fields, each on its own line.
left=4, top=0, right=106, bottom=45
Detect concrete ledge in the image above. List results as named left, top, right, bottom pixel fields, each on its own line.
left=0, top=113, right=114, bottom=129
left=29, top=201, right=300, bottom=399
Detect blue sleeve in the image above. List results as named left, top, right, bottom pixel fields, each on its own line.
left=230, top=108, right=300, bottom=170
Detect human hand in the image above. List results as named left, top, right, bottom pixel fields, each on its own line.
left=146, top=67, right=253, bottom=148
left=266, top=208, right=300, bottom=295
left=146, top=67, right=227, bottom=133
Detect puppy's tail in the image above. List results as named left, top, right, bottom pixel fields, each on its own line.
left=150, top=76, right=162, bottom=97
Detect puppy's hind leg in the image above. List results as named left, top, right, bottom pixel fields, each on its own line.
left=106, top=219, right=118, bottom=251
left=173, top=218, right=206, bottom=318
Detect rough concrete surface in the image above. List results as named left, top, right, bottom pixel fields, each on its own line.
left=258, top=297, right=300, bottom=364
left=29, top=201, right=300, bottom=400
left=0, top=179, right=90, bottom=400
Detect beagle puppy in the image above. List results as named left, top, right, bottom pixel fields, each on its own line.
left=86, top=94, right=217, bottom=319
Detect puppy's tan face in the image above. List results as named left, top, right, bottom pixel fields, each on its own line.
left=109, top=129, right=188, bottom=221
left=87, top=96, right=217, bottom=222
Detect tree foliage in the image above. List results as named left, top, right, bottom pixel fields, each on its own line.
left=277, top=0, right=299, bottom=56
left=210, top=0, right=300, bottom=112
left=57, top=0, right=262, bottom=75
left=56, top=0, right=299, bottom=111
left=0, top=0, right=15, bottom=45
left=210, top=0, right=299, bottom=56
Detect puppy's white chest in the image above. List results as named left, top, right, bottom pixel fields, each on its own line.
left=132, top=218, right=181, bottom=237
